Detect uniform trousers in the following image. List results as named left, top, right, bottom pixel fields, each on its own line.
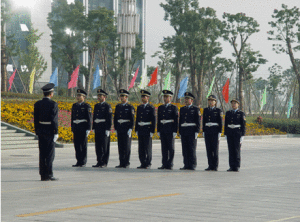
left=204, top=132, right=219, bottom=170
left=38, top=134, right=55, bottom=179
left=160, top=132, right=175, bottom=168
left=95, top=132, right=110, bottom=166
left=181, top=135, right=197, bottom=169
left=73, top=131, right=88, bottom=165
left=226, top=134, right=241, bottom=169
left=138, top=135, right=152, bottom=167
left=117, top=132, right=131, bottom=167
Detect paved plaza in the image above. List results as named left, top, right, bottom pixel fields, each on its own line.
left=1, top=137, right=300, bottom=222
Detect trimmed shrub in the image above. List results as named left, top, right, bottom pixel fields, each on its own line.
left=261, top=118, right=300, bottom=134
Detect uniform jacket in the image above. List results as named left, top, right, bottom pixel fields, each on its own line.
left=113, top=103, right=135, bottom=133
left=92, top=102, right=112, bottom=133
left=71, top=102, right=92, bottom=132
left=135, top=103, right=156, bottom=136
left=224, top=109, right=246, bottom=136
left=157, top=104, right=178, bottom=134
left=34, top=97, right=58, bottom=136
left=202, top=107, right=223, bottom=134
left=179, top=105, right=200, bottom=136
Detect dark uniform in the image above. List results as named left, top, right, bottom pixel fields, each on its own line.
left=157, top=90, right=178, bottom=170
left=203, top=95, right=223, bottom=171
left=135, top=90, right=156, bottom=169
left=92, top=89, right=112, bottom=167
left=34, top=83, right=58, bottom=181
left=179, top=92, right=200, bottom=170
left=114, top=89, right=135, bottom=168
left=224, top=99, right=246, bottom=171
left=71, top=89, right=92, bottom=167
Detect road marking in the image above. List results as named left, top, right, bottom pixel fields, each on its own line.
left=16, top=193, right=182, bottom=217
left=268, top=216, right=300, bottom=222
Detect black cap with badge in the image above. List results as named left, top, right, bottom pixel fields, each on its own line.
left=140, top=89, right=151, bottom=96
left=184, top=92, right=195, bottom=99
left=119, top=89, right=129, bottom=96
left=97, top=89, right=108, bottom=96
left=162, top=90, right=173, bottom=96
left=77, top=88, right=87, bottom=97
left=230, top=99, right=240, bottom=104
left=41, top=83, right=55, bottom=92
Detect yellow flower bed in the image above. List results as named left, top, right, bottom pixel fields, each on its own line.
left=1, top=100, right=285, bottom=143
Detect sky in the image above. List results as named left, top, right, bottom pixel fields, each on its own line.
left=145, top=0, right=300, bottom=79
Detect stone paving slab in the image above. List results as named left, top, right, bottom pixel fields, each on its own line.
left=1, top=137, right=300, bottom=222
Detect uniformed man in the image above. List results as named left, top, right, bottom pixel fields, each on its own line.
left=157, top=90, right=178, bottom=170
left=92, top=89, right=112, bottom=168
left=34, top=83, right=58, bottom=181
left=179, top=92, right=200, bottom=170
left=135, top=90, right=156, bottom=169
left=114, top=89, right=135, bottom=168
left=71, top=89, right=92, bottom=167
left=224, top=99, right=246, bottom=172
left=202, top=95, right=223, bottom=171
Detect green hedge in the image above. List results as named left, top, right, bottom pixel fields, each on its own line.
left=261, top=118, right=300, bottom=134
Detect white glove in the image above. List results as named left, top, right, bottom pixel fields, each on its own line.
left=86, top=130, right=90, bottom=137
left=53, top=134, right=59, bottom=142
left=105, top=130, right=110, bottom=137
left=240, top=136, right=244, bottom=144
left=150, top=133, right=153, bottom=137
left=173, top=133, right=177, bottom=138
left=218, top=133, right=221, bottom=140
left=157, top=132, right=160, bottom=137
left=136, top=131, right=138, bottom=137
left=195, top=133, right=198, bottom=139
left=203, top=132, right=205, bottom=138
left=128, top=129, right=132, bottom=138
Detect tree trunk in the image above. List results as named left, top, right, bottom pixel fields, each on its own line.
left=1, top=41, right=8, bottom=92
left=86, top=50, right=96, bottom=97
left=238, top=67, right=244, bottom=111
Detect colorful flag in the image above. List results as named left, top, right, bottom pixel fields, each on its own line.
left=287, top=94, right=293, bottom=118
left=178, top=77, right=189, bottom=99
left=68, top=65, right=80, bottom=89
left=29, top=67, right=36, bottom=94
left=222, top=78, right=230, bottom=103
left=8, top=69, right=17, bottom=91
left=139, top=66, right=148, bottom=89
left=206, top=76, right=215, bottom=98
left=260, top=87, right=267, bottom=111
left=148, top=67, right=158, bottom=87
left=93, top=65, right=101, bottom=90
left=49, top=67, right=58, bottom=87
left=128, top=66, right=140, bottom=90
left=163, top=71, right=171, bottom=91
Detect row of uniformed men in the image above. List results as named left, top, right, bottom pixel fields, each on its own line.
left=34, top=83, right=245, bottom=181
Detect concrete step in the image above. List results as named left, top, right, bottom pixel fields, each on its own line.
left=1, top=129, right=17, bottom=134
left=1, top=140, right=38, bottom=145
left=1, top=144, right=38, bottom=150
left=1, top=133, right=27, bottom=137
left=1, top=126, right=8, bottom=130
left=1, top=136, right=36, bottom=141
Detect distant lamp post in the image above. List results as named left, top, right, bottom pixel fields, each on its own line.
left=117, top=0, right=140, bottom=89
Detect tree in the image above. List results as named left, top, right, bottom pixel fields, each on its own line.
left=268, top=4, right=300, bottom=118
left=222, top=12, right=260, bottom=110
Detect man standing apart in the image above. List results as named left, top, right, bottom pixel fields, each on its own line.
left=114, top=89, right=135, bottom=168
left=92, top=89, right=112, bottom=168
left=202, top=95, right=223, bottom=171
left=135, top=90, right=156, bottom=169
left=34, top=83, right=59, bottom=181
left=224, top=99, right=246, bottom=172
left=157, top=90, right=178, bottom=170
left=179, top=92, right=200, bottom=170
left=71, top=89, right=92, bottom=167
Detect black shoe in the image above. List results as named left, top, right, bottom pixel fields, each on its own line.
left=227, top=168, right=239, bottom=172
left=205, top=167, right=212, bottom=171
left=180, top=167, right=188, bottom=170
left=158, top=166, right=166, bottom=170
left=72, top=164, right=80, bottom=167
left=41, top=177, right=49, bottom=181
left=100, top=165, right=107, bottom=168
left=92, top=164, right=101, bottom=167
left=137, top=165, right=145, bottom=169
left=49, top=177, right=58, bottom=181
left=115, top=165, right=123, bottom=168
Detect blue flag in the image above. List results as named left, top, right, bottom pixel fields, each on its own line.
left=178, top=77, right=189, bottom=99
left=49, top=67, right=58, bottom=87
left=93, top=65, right=101, bottom=90
left=287, top=94, right=293, bottom=118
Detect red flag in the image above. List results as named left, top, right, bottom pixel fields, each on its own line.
left=128, top=66, right=139, bottom=90
left=8, top=69, right=17, bottom=91
left=148, top=67, right=158, bottom=87
left=68, top=65, right=80, bottom=89
left=222, top=78, right=230, bottom=103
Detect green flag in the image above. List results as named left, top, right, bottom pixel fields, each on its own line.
left=287, top=94, right=293, bottom=118
left=206, top=76, right=215, bottom=98
left=260, top=87, right=267, bottom=111
left=163, top=72, right=171, bottom=91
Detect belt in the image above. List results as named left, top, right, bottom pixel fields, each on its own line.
left=138, top=122, right=151, bottom=126
left=39, top=121, right=51, bottom=125
left=160, top=119, right=174, bottom=124
left=94, top=119, right=106, bottom=123
left=181, top=123, right=196, bottom=127
left=228, top=124, right=241, bottom=129
left=205, top=122, right=219, bottom=127
left=118, top=119, right=130, bottom=124
left=73, top=119, right=88, bottom=124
